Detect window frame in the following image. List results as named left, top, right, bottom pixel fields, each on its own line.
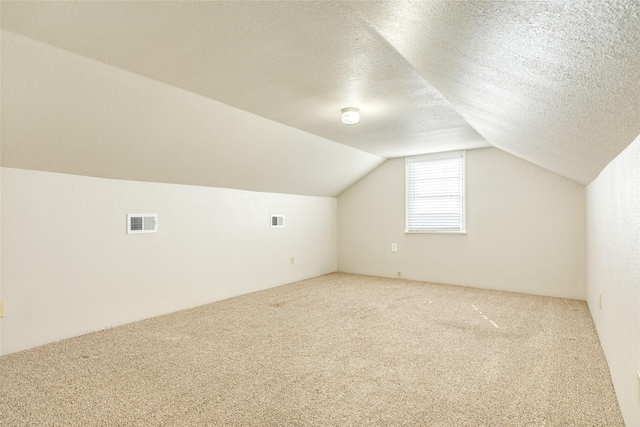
left=405, top=150, right=466, bottom=234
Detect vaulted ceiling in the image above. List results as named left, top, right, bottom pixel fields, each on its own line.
left=2, top=1, right=639, bottom=195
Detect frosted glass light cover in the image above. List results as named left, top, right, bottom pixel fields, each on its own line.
left=341, top=107, right=360, bottom=125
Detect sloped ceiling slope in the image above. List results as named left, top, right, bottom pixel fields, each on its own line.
left=0, top=1, right=485, bottom=198
left=1, top=30, right=383, bottom=197
left=2, top=1, right=639, bottom=192
left=0, top=1, right=487, bottom=159
left=353, top=0, right=640, bottom=184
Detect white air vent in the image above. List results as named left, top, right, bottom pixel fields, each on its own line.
left=127, top=214, right=158, bottom=234
left=271, top=214, right=284, bottom=228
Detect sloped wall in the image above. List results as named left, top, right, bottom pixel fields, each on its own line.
left=586, top=135, right=640, bottom=427
left=338, top=148, right=586, bottom=299
left=1, top=30, right=383, bottom=197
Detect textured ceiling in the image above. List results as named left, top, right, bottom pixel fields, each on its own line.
left=352, top=0, right=640, bottom=184
left=0, top=1, right=487, bottom=160
left=2, top=1, right=640, bottom=188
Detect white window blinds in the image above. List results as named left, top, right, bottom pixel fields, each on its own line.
left=406, top=151, right=466, bottom=233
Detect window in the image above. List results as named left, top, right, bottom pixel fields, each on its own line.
left=406, top=151, right=466, bottom=233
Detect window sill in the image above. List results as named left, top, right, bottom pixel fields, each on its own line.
left=405, top=230, right=467, bottom=235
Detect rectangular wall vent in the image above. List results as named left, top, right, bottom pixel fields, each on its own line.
left=127, top=214, right=158, bottom=234
left=271, top=214, right=284, bottom=228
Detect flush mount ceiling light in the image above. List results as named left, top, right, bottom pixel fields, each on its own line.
left=341, top=107, right=360, bottom=125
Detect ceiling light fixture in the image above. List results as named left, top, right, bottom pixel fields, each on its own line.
left=341, top=107, right=360, bottom=125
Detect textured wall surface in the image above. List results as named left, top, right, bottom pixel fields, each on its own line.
left=0, top=8, right=3, bottom=355
left=586, top=135, right=640, bottom=427
left=1, top=30, right=382, bottom=197
left=0, top=168, right=337, bottom=355
left=338, top=148, right=586, bottom=299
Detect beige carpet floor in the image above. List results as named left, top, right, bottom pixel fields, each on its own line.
left=0, top=273, right=624, bottom=426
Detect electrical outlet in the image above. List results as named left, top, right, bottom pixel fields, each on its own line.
left=396, top=271, right=401, bottom=277
left=391, top=243, right=397, bottom=252
left=599, top=294, right=602, bottom=310
left=637, top=370, right=640, bottom=406
left=0, top=300, right=5, bottom=318
left=290, top=256, right=295, bottom=265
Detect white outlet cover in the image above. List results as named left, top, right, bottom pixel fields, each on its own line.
left=637, top=370, right=640, bottom=405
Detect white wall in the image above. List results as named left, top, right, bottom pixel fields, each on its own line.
left=0, top=11, right=3, bottom=353
left=586, top=135, right=640, bottom=427
left=338, top=148, right=586, bottom=299
left=1, top=168, right=337, bottom=355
